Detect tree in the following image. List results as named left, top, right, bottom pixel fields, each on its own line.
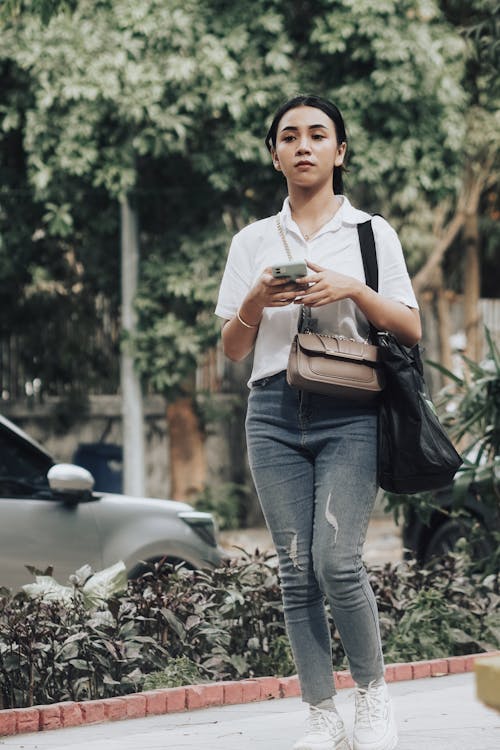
left=1, top=0, right=496, bottom=508
left=0, top=0, right=77, bottom=25
left=1, top=0, right=296, bottom=499
left=412, top=0, right=499, bottom=362
left=0, top=54, right=120, bottom=404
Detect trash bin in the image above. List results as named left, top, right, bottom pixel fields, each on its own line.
left=73, top=443, right=123, bottom=493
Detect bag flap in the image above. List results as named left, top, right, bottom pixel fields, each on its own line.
left=295, top=333, right=380, bottom=364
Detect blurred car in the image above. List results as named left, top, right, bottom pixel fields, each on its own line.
left=402, top=467, right=499, bottom=564
left=0, top=414, right=223, bottom=591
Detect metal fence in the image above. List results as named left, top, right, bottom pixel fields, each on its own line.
left=0, top=295, right=120, bottom=403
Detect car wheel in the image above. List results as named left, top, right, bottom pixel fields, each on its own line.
left=423, top=517, right=493, bottom=563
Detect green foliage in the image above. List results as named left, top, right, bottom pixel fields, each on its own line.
left=437, top=328, right=500, bottom=466
left=142, top=655, right=203, bottom=690
left=0, top=0, right=496, bottom=400
left=186, top=551, right=295, bottom=679
left=371, top=553, right=500, bottom=662
left=194, top=482, right=251, bottom=531
left=308, top=1, right=466, bottom=202
left=0, top=0, right=77, bottom=25
left=133, top=226, right=228, bottom=399
left=22, top=561, right=128, bottom=608
left=385, top=327, right=500, bottom=569
left=1, top=0, right=295, bottom=399
left=0, top=552, right=498, bottom=708
left=0, top=563, right=165, bottom=708
left=0, top=52, right=120, bottom=396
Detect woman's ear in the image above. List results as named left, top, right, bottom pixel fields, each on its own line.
left=271, top=148, right=281, bottom=171
left=335, top=142, right=347, bottom=167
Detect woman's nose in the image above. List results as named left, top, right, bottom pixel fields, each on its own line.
left=296, top=137, right=312, bottom=154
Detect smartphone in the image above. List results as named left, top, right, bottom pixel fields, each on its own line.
left=271, top=260, right=307, bottom=281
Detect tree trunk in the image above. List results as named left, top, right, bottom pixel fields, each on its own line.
left=435, top=269, right=453, bottom=378
left=120, top=193, right=145, bottom=496
left=167, top=395, right=206, bottom=502
left=412, top=202, right=465, bottom=297
left=463, top=209, right=481, bottom=361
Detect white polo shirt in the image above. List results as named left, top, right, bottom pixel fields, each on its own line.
left=215, top=195, right=418, bottom=387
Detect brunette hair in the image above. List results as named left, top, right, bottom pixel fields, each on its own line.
left=265, top=94, right=348, bottom=195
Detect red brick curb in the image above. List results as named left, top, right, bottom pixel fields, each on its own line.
left=0, top=652, right=497, bottom=737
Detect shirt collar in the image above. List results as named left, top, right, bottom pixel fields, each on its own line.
left=280, top=195, right=364, bottom=238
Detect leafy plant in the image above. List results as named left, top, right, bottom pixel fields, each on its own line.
left=370, top=553, right=499, bottom=663
left=142, top=656, right=204, bottom=690
left=22, top=561, right=127, bottom=607
left=385, top=327, right=500, bottom=568
left=436, top=328, right=500, bottom=472
left=0, top=564, right=165, bottom=708
left=0, top=552, right=497, bottom=709
left=194, top=482, right=251, bottom=531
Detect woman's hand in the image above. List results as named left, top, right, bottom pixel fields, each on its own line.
left=249, top=267, right=308, bottom=310
left=221, top=268, right=307, bottom=362
left=295, top=261, right=422, bottom=347
left=294, top=260, right=361, bottom=307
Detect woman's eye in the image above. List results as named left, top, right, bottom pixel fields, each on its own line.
left=312, top=134, right=325, bottom=140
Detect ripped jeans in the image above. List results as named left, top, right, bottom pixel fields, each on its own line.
left=245, top=371, right=384, bottom=704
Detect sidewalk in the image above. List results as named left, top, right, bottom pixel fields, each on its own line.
left=1, top=673, right=497, bottom=750
left=221, top=515, right=403, bottom=566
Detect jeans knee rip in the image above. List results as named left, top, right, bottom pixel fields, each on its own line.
left=277, top=531, right=302, bottom=570
left=325, top=492, right=339, bottom=544
left=288, top=532, right=301, bottom=569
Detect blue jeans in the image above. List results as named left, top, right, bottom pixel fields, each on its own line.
left=245, top=371, right=384, bottom=704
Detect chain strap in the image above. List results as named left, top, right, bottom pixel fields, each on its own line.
left=276, top=214, right=311, bottom=331
left=276, top=215, right=293, bottom=262
left=275, top=214, right=370, bottom=344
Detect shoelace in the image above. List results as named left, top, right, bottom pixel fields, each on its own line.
left=308, top=706, right=344, bottom=735
left=355, top=684, right=386, bottom=728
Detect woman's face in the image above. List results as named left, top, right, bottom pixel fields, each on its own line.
left=271, top=105, right=345, bottom=192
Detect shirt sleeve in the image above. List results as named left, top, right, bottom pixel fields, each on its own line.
left=372, top=216, right=419, bottom=309
left=215, top=231, right=254, bottom=321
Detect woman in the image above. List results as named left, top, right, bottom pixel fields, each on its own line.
left=215, top=94, right=421, bottom=750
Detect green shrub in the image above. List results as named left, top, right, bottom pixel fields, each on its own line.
left=385, top=327, right=500, bottom=574
left=369, top=553, right=499, bottom=663
left=0, top=552, right=498, bottom=709
left=194, top=482, right=251, bottom=530
left=142, top=656, right=203, bottom=690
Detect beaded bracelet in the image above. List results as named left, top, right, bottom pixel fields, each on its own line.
left=237, top=308, right=260, bottom=329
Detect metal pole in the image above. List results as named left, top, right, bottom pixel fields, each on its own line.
left=120, top=193, right=145, bottom=496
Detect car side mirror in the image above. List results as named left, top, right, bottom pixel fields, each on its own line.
left=47, top=463, right=95, bottom=498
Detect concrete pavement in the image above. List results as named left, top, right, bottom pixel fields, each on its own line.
left=0, top=673, right=497, bottom=750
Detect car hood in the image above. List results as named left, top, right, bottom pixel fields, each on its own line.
left=92, top=491, right=194, bottom=515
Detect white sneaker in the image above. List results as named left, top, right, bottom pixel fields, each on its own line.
left=353, top=681, right=398, bottom=750
left=293, top=705, right=352, bottom=750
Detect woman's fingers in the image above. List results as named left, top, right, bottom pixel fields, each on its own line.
left=297, top=272, right=321, bottom=284
left=258, top=272, right=309, bottom=306
left=295, top=286, right=331, bottom=306
left=306, top=259, right=324, bottom=272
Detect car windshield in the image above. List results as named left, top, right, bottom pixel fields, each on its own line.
left=0, top=429, right=52, bottom=498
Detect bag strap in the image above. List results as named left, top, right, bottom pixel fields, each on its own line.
left=357, top=218, right=379, bottom=294
left=357, top=218, right=381, bottom=342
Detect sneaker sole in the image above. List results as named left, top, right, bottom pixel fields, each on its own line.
left=352, top=731, right=398, bottom=750
left=294, top=736, right=352, bottom=750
